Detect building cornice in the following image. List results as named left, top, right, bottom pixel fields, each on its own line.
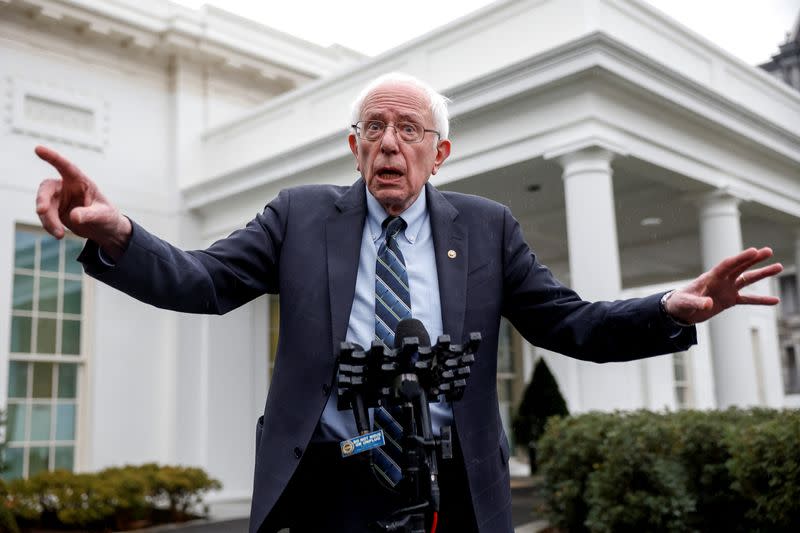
left=0, top=0, right=363, bottom=82
left=186, top=31, right=800, bottom=211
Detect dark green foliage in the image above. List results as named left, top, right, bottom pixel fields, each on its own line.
left=536, top=413, right=617, bottom=532
left=512, top=358, right=569, bottom=472
left=538, top=409, right=800, bottom=533
left=0, top=478, right=20, bottom=533
left=3, top=463, right=221, bottom=531
left=727, top=410, right=800, bottom=531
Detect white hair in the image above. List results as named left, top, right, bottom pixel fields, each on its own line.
left=350, top=72, right=451, bottom=140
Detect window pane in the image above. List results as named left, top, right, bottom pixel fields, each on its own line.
left=32, top=363, right=53, bottom=398
left=7, top=403, right=27, bottom=441
left=30, top=405, right=51, bottom=441
left=38, top=276, right=59, bottom=313
left=10, top=316, right=32, bottom=353
left=674, top=361, right=686, bottom=382
left=8, top=361, right=29, bottom=398
left=779, top=276, right=799, bottom=315
left=58, top=364, right=77, bottom=399
left=40, top=238, right=61, bottom=273
left=64, top=239, right=84, bottom=275
left=37, top=318, right=57, bottom=354
left=62, top=320, right=81, bottom=355
left=3, top=447, right=24, bottom=480
left=54, top=446, right=74, bottom=471
left=28, top=447, right=50, bottom=476
left=63, top=280, right=82, bottom=314
left=12, top=274, right=34, bottom=310
left=55, top=403, right=76, bottom=441
left=14, top=231, right=37, bottom=270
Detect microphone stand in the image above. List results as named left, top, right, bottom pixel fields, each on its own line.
left=337, top=333, right=480, bottom=533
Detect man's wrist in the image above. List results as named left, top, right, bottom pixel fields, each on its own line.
left=660, top=290, right=692, bottom=328
left=97, top=215, right=132, bottom=261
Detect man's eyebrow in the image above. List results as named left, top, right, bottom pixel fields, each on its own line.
left=396, top=112, right=424, bottom=123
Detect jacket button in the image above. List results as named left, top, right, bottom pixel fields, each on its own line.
left=322, top=384, right=331, bottom=395
left=293, top=446, right=303, bottom=459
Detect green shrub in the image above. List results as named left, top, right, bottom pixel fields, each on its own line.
left=3, top=463, right=221, bottom=531
left=584, top=412, right=693, bottom=533
left=538, top=408, right=796, bottom=532
left=727, top=410, right=800, bottom=531
left=0, top=478, right=20, bottom=533
left=512, top=358, right=569, bottom=473
left=537, top=412, right=618, bottom=532
left=129, top=463, right=222, bottom=521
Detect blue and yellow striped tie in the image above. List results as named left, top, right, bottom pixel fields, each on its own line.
left=373, top=216, right=410, bottom=488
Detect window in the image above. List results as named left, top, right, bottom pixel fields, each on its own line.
left=267, top=295, right=280, bottom=381
left=673, top=351, right=692, bottom=409
left=779, top=275, right=799, bottom=317
left=5, top=229, right=84, bottom=479
left=497, top=318, right=522, bottom=448
left=783, top=344, right=800, bottom=395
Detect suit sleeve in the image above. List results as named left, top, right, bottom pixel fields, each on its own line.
left=500, top=207, right=696, bottom=363
left=78, top=188, right=290, bottom=315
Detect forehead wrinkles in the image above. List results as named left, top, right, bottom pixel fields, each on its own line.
left=360, top=84, right=432, bottom=124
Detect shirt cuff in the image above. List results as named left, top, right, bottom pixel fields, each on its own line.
left=97, top=247, right=116, bottom=267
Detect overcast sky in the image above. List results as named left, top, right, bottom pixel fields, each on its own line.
left=171, top=0, right=798, bottom=65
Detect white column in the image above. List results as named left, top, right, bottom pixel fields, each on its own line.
left=558, top=147, right=643, bottom=411
left=698, top=191, right=759, bottom=407
left=795, top=230, right=800, bottom=302
left=560, top=147, right=621, bottom=300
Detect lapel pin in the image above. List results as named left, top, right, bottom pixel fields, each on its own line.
left=448, top=250, right=457, bottom=259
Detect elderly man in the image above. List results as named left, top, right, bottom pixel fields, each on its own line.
left=34, top=73, right=782, bottom=533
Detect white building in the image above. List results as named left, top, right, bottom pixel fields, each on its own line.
left=2, top=0, right=799, bottom=504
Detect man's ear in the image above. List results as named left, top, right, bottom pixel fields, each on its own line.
left=431, top=139, right=451, bottom=175
left=348, top=134, right=361, bottom=172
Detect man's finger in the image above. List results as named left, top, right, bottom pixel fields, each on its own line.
left=711, top=248, right=759, bottom=278
left=36, top=179, right=64, bottom=239
left=734, top=263, right=784, bottom=288
left=736, top=294, right=780, bottom=306
left=729, top=247, right=775, bottom=280
left=69, top=205, right=104, bottom=226
left=35, top=145, right=85, bottom=184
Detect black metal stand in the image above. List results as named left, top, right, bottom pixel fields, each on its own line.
left=337, top=333, right=480, bottom=532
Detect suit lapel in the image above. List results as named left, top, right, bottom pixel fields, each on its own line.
left=326, top=180, right=367, bottom=350
left=427, top=183, right=467, bottom=344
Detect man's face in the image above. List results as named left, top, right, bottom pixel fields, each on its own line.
left=349, top=82, right=451, bottom=216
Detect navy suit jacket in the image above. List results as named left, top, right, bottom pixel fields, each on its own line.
left=81, top=179, right=696, bottom=532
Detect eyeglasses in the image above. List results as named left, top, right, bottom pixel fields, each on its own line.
left=351, top=120, right=440, bottom=144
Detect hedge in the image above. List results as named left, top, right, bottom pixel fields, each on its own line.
left=538, top=408, right=800, bottom=532
left=2, top=463, right=221, bottom=531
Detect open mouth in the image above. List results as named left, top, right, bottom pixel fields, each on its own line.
left=376, top=167, right=404, bottom=178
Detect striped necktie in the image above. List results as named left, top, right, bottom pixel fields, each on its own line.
left=373, top=216, right=410, bottom=488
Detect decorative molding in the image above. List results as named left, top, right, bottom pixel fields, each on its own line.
left=9, top=78, right=108, bottom=151
left=190, top=32, right=800, bottom=212
left=0, top=0, right=363, bottom=83
left=543, top=137, right=630, bottom=161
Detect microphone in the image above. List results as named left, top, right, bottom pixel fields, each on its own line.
left=394, top=317, right=430, bottom=348
left=392, top=318, right=441, bottom=513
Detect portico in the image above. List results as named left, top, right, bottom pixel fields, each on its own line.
left=188, top=13, right=799, bottom=421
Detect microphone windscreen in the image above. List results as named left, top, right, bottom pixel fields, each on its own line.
left=394, top=318, right=431, bottom=348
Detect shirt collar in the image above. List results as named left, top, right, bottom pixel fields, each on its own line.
left=365, top=185, right=427, bottom=245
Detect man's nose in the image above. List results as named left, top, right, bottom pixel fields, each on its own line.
left=380, top=126, right=400, bottom=152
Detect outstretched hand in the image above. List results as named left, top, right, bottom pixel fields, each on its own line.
left=664, top=247, right=783, bottom=325
left=35, top=146, right=131, bottom=259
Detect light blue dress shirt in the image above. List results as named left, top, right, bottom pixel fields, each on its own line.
left=314, top=186, right=454, bottom=442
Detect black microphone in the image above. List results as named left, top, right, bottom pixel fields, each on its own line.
left=394, top=317, right=430, bottom=352
left=392, top=318, right=441, bottom=513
